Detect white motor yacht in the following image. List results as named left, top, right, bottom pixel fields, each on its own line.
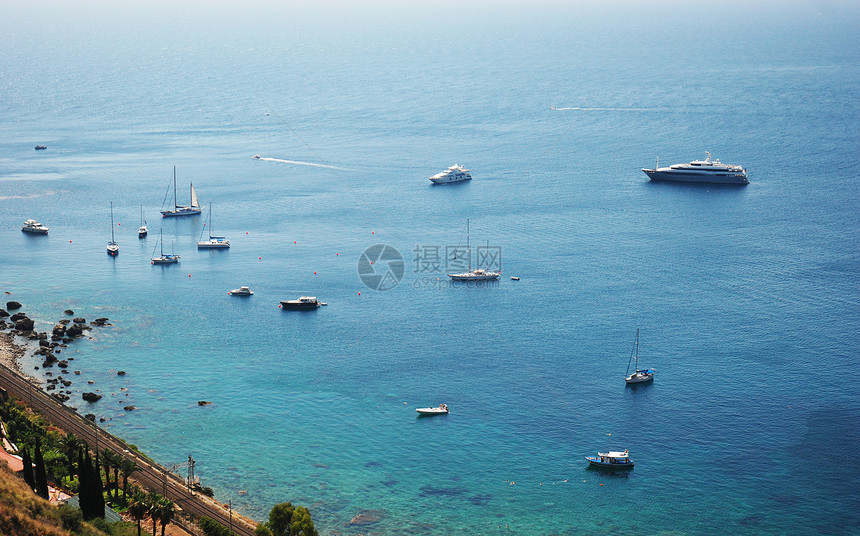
left=416, top=404, right=449, bottom=415
left=642, top=152, right=748, bottom=184
left=429, top=164, right=472, bottom=184
left=229, top=286, right=254, bottom=296
left=22, top=219, right=49, bottom=234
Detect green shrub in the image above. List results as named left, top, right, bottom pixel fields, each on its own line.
left=58, top=503, right=84, bottom=531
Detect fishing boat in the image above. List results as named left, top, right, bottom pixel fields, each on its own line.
left=160, top=167, right=202, bottom=217
left=585, top=450, right=634, bottom=468
left=151, top=229, right=180, bottom=264
left=138, top=206, right=148, bottom=238
left=229, top=286, right=254, bottom=296
left=416, top=404, right=449, bottom=415
left=625, top=328, right=654, bottom=384
left=447, top=219, right=500, bottom=281
left=197, top=203, right=230, bottom=249
left=106, top=202, right=119, bottom=256
left=34, top=145, right=47, bottom=150
left=21, top=219, right=49, bottom=234
left=280, top=296, right=325, bottom=309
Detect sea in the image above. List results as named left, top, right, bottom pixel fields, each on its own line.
left=1, top=2, right=859, bottom=534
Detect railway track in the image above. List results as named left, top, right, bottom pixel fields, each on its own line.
left=0, top=362, right=257, bottom=536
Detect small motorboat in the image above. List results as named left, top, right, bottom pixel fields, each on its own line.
left=280, top=296, right=326, bottom=309
left=252, top=154, right=261, bottom=159
left=510, top=276, right=520, bottom=281
left=416, top=404, right=449, bottom=416
left=34, top=145, right=47, bottom=150
left=229, top=286, right=254, bottom=296
left=585, top=450, right=634, bottom=469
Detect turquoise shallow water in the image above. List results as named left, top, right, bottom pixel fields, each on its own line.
left=2, top=2, right=859, bottom=534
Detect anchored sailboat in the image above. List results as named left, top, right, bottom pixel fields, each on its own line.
left=160, top=167, right=201, bottom=217
left=151, top=229, right=180, bottom=264
left=138, top=206, right=148, bottom=238
left=106, top=202, right=119, bottom=256
left=625, top=328, right=654, bottom=384
left=197, top=203, right=230, bottom=249
left=447, top=219, right=500, bottom=281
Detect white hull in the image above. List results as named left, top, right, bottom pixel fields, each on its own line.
left=448, top=272, right=500, bottom=281
left=197, top=239, right=230, bottom=249
left=22, top=220, right=49, bottom=234
left=22, top=227, right=49, bottom=234
left=625, top=372, right=654, bottom=384
left=107, top=243, right=119, bottom=256
left=430, top=176, right=471, bottom=184
left=161, top=207, right=202, bottom=217
left=152, top=256, right=180, bottom=265
left=429, top=165, right=472, bottom=184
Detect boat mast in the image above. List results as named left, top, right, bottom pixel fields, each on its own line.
left=466, top=219, right=471, bottom=272
left=110, top=202, right=115, bottom=242
left=173, top=167, right=178, bottom=210
left=634, top=328, right=640, bottom=372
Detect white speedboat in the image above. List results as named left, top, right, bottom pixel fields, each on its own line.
left=161, top=167, right=202, bottom=217
left=106, top=202, right=119, bottom=256
left=22, top=219, right=49, bottom=234
left=585, top=450, right=634, bottom=468
left=280, top=296, right=326, bottom=309
left=642, top=152, right=748, bottom=184
left=447, top=219, right=500, bottom=281
left=151, top=229, right=180, bottom=265
left=429, top=164, right=472, bottom=184
left=252, top=154, right=261, bottom=159
left=197, top=203, right=230, bottom=249
left=416, top=404, right=448, bottom=415
left=625, top=328, right=654, bottom=384
left=229, top=286, right=254, bottom=296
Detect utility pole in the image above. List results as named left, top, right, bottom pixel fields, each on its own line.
left=229, top=499, right=233, bottom=533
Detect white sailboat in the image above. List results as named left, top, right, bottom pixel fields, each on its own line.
left=160, top=167, right=202, bottom=217
left=151, top=229, right=180, bottom=264
left=447, top=219, right=500, bottom=281
left=138, top=206, right=148, bottom=238
left=197, top=203, right=230, bottom=249
left=106, top=202, right=119, bottom=256
left=625, top=328, right=654, bottom=384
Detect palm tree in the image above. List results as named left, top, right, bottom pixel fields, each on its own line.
left=101, top=449, right=115, bottom=501
left=60, top=433, right=80, bottom=477
left=155, top=497, right=175, bottom=536
left=120, top=458, right=138, bottom=503
left=127, top=490, right=149, bottom=536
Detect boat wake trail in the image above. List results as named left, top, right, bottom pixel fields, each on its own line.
left=257, top=157, right=351, bottom=171
left=550, top=105, right=654, bottom=112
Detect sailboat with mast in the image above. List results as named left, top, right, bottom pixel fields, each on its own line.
left=151, top=229, right=180, bottom=264
left=160, top=166, right=201, bottom=217
left=138, top=206, right=148, bottom=238
left=197, top=203, right=230, bottom=249
left=447, top=219, right=500, bottom=281
left=625, top=328, right=654, bottom=384
left=106, top=202, right=119, bottom=256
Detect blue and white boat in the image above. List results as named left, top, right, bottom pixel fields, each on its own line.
left=151, top=229, right=180, bottom=265
left=585, top=450, right=634, bottom=468
left=197, top=203, right=230, bottom=249
left=625, top=328, right=654, bottom=384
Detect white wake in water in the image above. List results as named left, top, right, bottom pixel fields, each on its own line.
left=256, top=157, right=351, bottom=171
left=550, top=105, right=654, bottom=112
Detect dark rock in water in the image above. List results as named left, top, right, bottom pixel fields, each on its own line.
left=39, top=339, right=49, bottom=347
left=99, top=417, right=107, bottom=422
left=6, top=301, right=22, bottom=310
left=197, top=400, right=212, bottom=406
left=53, top=393, right=70, bottom=402
left=44, top=353, right=57, bottom=364
left=15, top=318, right=35, bottom=331
left=74, top=370, right=81, bottom=375
left=53, top=323, right=66, bottom=334
left=0, top=321, right=6, bottom=330
left=26, top=332, right=40, bottom=340
left=81, top=392, right=102, bottom=402
left=62, top=337, right=74, bottom=343
left=61, top=380, right=72, bottom=387
left=64, top=310, right=74, bottom=315
left=72, top=317, right=86, bottom=324
left=0, top=309, right=8, bottom=318
left=57, top=361, right=68, bottom=368
left=58, top=319, right=70, bottom=325
left=46, top=384, right=56, bottom=391
left=10, top=312, right=27, bottom=322
left=117, top=370, right=126, bottom=376
left=92, top=317, right=109, bottom=326
left=84, top=413, right=96, bottom=422
left=123, top=405, right=136, bottom=411
left=65, top=324, right=83, bottom=337
left=348, top=511, right=383, bottom=526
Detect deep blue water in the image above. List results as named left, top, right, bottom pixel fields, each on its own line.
left=2, top=2, right=859, bottom=534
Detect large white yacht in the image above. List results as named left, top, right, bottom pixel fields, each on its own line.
left=642, top=152, right=748, bottom=184
left=429, top=164, right=472, bottom=184
left=22, top=219, right=49, bottom=234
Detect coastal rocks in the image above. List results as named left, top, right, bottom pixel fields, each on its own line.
left=15, top=318, right=35, bottom=331
left=65, top=323, right=83, bottom=338
left=84, top=414, right=96, bottom=422
left=39, top=339, right=50, bottom=347
left=81, top=392, right=102, bottom=402
left=10, top=312, right=27, bottom=322
left=0, top=309, right=8, bottom=318
left=6, top=301, right=22, bottom=310
left=52, top=393, right=70, bottom=402
left=198, top=401, right=212, bottom=406
left=74, top=371, right=80, bottom=375
left=116, top=370, right=126, bottom=376
left=64, top=310, right=74, bottom=315
left=72, top=317, right=86, bottom=324
left=123, top=405, right=136, bottom=411
left=52, top=324, right=66, bottom=338
left=58, top=319, right=70, bottom=325
left=92, top=317, right=110, bottom=326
